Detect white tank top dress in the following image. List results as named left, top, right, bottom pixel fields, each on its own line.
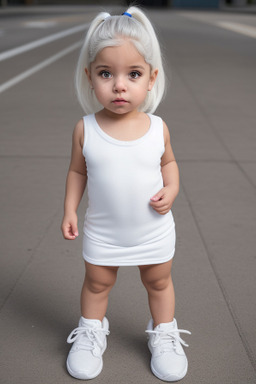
left=82, top=113, right=176, bottom=266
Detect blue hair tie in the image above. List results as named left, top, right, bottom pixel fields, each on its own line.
left=122, top=12, right=132, bottom=18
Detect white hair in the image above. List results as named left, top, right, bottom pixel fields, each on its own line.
left=75, top=6, right=166, bottom=114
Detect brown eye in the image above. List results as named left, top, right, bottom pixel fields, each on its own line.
left=129, top=71, right=141, bottom=79
left=100, top=71, right=112, bottom=79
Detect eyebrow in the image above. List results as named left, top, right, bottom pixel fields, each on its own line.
left=95, top=65, right=146, bottom=70
left=129, top=65, right=146, bottom=70
left=95, top=65, right=110, bottom=69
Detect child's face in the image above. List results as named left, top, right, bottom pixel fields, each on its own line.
left=85, top=40, right=158, bottom=116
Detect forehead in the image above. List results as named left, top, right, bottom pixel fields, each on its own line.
left=92, top=40, right=149, bottom=68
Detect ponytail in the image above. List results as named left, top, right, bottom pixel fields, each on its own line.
left=125, top=6, right=166, bottom=113
left=75, top=12, right=110, bottom=114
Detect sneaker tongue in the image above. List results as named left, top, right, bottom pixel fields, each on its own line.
left=156, top=320, right=175, bottom=331
left=80, top=317, right=102, bottom=328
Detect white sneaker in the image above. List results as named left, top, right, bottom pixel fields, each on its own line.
left=66, top=317, right=109, bottom=380
left=146, top=318, right=191, bottom=382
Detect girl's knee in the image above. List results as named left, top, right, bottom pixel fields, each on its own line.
left=85, top=278, right=112, bottom=294
left=139, top=263, right=173, bottom=293
left=142, top=275, right=171, bottom=293
left=85, top=265, right=118, bottom=294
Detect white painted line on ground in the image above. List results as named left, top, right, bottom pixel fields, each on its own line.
left=0, top=42, right=82, bottom=94
left=216, top=21, right=256, bottom=39
left=0, top=23, right=88, bottom=62
left=179, top=13, right=256, bottom=40
left=23, top=21, right=58, bottom=28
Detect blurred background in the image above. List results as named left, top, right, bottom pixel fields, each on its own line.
left=1, top=0, right=256, bottom=10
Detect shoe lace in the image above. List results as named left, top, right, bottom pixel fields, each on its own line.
left=67, top=326, right=110, bottom=351
left=146, top=328, right=191, bottom=351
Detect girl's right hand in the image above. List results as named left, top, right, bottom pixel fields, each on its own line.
left=61, top=213, right=79, bottom=240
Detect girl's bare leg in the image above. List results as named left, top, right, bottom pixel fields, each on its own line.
left=81, top=261, right=119, bottom=320
left=139, top=259, right=175, bottom=327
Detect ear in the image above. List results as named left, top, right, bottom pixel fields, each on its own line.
left=148, top=68, right=158, bottom=91
left=85, top=68, right=93, bottom=88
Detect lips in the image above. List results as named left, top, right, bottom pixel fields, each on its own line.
left=112, top=98, right=128, bottom=104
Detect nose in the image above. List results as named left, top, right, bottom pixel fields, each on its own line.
left=113, top=75, right=127, bottom=93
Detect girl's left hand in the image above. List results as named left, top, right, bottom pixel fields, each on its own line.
left=150, top=187, right=176, bottom=215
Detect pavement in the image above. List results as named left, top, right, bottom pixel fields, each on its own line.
left=0, top=5, right=256, bottom=384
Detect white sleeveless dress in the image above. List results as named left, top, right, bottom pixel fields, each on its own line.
left=82, top=113, right=176, bottom=266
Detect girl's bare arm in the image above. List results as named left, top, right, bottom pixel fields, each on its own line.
left=150, top=122, right=179, bottom=215
left=61, top=119, right=87, bottom=239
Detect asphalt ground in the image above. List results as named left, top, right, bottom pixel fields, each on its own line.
left=0, top=5, right=256, bottom=384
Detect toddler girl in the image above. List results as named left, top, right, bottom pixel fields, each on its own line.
left=61, top=6, right=190, bottom=382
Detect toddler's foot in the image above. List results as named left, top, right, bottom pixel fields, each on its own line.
left=146, top=318, right=191, bottom=382
left=66, top=317, right=109, bottom=380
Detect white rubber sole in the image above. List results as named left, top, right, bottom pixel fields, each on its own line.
left=66, top=359, right=103, bottom=380
left=150, top=360, right=188, bottom=382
